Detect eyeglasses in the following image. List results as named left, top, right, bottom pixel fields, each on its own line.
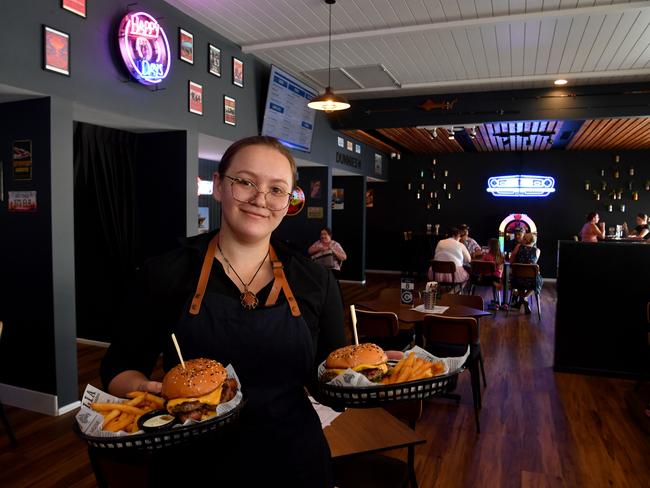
left=223, top=175, right=292, bottom=211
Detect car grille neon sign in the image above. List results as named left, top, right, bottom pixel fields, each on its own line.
left=118, top=12, right=170, bottom=85
left=486, top=175, right=556, bottom=197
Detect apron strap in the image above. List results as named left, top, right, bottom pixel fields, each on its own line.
left=265, top=245, right=302, bottom=317
left=190, top=234, right=302, bottom=317
left=189, top=233, right=220, bottom=315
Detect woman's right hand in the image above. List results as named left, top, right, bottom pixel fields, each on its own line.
left=136, top=380, right=163, bottom=394
left=108, top=370, right=162, bottom=397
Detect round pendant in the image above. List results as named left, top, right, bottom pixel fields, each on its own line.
left=240, top=290, right=259, bottom=310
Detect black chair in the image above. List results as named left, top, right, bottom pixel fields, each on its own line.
left=352, top=308, right=414, bottom=351
left=506, top=263, right=542, bottom=319
left=421, top=315, right=482, bottom=433
left=430, top=260, right=466, bottom=294
left=469, top=260, right=501, bottom=305
left=0, top=321, right=17, bottom=447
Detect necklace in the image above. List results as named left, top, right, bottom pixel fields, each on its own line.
left=217, top=242, right=269, bottom=310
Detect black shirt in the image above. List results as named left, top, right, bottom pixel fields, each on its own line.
left=100, top=230, right=347, bottom=388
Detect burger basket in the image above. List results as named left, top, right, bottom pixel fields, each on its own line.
left=74, top=395, right=245, bottom=451
left=315, top=364, right=463, bottom=409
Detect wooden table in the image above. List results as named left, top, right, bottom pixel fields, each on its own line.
left=356, top=288, right=492, bottom=325
left=324, top=407, right=426, bottom=487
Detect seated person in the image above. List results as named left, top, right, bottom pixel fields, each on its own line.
left=429, top=227, right=471, bottom=286
left=579, top=212, right=605, bottom=242
left=459, top=224, right=482, bottom=258
left=308, top=227, right=347, bottom=275
left=479, top=238, right=505, bottom=307
left=623, top=213, right=649, bottom=239
left=510, top=233, right=543, bottom=314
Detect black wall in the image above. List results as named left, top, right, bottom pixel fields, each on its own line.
left=198, top=158, right=221, bottom=232
left=332, top=175, right=366, bottom=282
left=0, top=98, right=57, bottom=394
left=367, top=150, right=650, bottom=278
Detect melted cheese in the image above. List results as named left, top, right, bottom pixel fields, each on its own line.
left=328, top=363, right=388, bottom=375
left=166, top=385, right=223, bottom=412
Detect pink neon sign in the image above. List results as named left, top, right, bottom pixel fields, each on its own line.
left=118, top=12, right=170, bottom=85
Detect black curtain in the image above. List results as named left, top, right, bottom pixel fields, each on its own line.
left=74, top=123, right=137, bottom=342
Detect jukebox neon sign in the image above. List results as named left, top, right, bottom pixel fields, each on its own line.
left=118, top=12, right=170, bottom=85
left=486, top=175, right=555, bottom=197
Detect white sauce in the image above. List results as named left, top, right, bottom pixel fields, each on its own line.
left=143, top=414, right=174, bottom=428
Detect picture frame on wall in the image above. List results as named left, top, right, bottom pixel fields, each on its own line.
left=61, top=0, right=86, bottom=18
left=224, top=96, right=236, bottom=126
left=43, top=25, right=70, bottom=76
left=188, top=81, right=203, bottom=115
left=208, top=44, right=221, bottom=77
left=232, top=57, right=244, bottom=87
left=179, top=28, right=194, bottom=64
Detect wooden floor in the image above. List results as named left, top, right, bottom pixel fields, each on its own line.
left=1, top=273, right=649, bottom=487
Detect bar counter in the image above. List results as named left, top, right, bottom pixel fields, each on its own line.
left=555, top=240, right=650, bottom=378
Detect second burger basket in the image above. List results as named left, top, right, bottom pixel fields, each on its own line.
left=315, top=364, right=462, bottom=409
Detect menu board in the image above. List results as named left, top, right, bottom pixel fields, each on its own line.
left=261, top=65, right=317, bottom=153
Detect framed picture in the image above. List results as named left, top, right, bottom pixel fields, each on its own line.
left=346, top=140, right=353, bottom=151
left=43, top=26, right=70, bottom=76
left=232, top=57, right=244, bottom=87
left=12, top=140, right=33, bottom=181
left=179, top=28, right=194, bottom=64
left=224, top=96, right=236, bottom=126
left=188, top=81, right=203, bottom=115
left=355, top=144, right=361, bottom=154
left=61, top=0, right=86, bottom=18
left=208, top=44, right=221, bottom=77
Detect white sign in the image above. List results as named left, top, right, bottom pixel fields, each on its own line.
left=8, top=191, right=37, bottom=212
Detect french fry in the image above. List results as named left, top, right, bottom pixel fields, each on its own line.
left=101, top=409, right=121, bottom=428
left=91, top=403, right=146, bottom=416
left=125, top=391, right=146, bottom=399
left=126, top=395, right=145, bottom=407
left=143, top=392, right=165, bottom=409
left=104, top=414, right=133, bottom=433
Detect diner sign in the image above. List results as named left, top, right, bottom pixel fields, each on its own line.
left=486, top=174, right=556, bottom=197
left=118, top=12, right=171, bottom=85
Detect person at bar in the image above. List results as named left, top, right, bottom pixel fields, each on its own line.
left=100, top=136, right=346, bottom=487
left=579, top=212, right=605, bottom=242
left=308, top=227, right=347, bottom=278
left=623, top=213, right=649, bottom=239
left=429, top=227, right=471, bottom=286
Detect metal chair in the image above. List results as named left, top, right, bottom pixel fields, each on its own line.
left=436, top=295, right=487, bottom=388
left=353, top=309, right=414, bottom=351
left=469, top=260, right=501, bottom=305
left=430, top=260, right=466, bottom=294
left=421, top=315, right=482, bottom=433
left=0, top=321, right=18, bottom=447
left=506, top=263, right=542, bottom=320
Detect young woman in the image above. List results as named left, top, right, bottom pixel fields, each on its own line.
left=623, top=213, right=650, bottom=239
left=511, top=233, right=543, bottom=314
left=101, top=136, right=346, bottom=487
left=579, top=211, right=605, bottom=243
left=481, top=238, right=505, bottom=308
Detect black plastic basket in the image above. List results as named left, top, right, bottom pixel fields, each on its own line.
left=74, top=397, right=244, bottom=451
left=315, top=368, right=462, bottom=409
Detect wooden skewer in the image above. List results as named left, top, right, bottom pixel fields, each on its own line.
left=350, top=305, right=359, bottom=345
left=171, top=333, right=186, bottom=370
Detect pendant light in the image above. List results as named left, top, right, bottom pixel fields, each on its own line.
left=307, top=0, right=350, bottom=112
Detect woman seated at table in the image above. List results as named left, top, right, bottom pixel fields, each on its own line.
left=429, top=227, right=471, bottom=286
left=579, top=212, right=605, bottom=242
left=510, top=233, right=542, bottom=314
left=479, top=238, right=505, bottom=308
left=623, top=213, right=649, bottom=239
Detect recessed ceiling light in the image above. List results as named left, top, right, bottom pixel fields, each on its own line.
left=554, top=79, right=568, bottom=86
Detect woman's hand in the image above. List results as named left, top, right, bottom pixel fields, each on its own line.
left=136, top=380, right=163, bottom=394
left=108, top=370, right=162, bottom=397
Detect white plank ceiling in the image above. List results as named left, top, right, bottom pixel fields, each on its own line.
left=165, top=0, right=650, bottom=98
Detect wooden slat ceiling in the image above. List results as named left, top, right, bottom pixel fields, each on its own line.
left=475, top=121, right=563, bottom=152
left=567, top=117, right=650, bottom=151
left=376, top=127, right=464, bottom=155
left=340, top=129, right=398, bottom=155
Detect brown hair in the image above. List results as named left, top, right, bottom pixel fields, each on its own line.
left=320, top=227, right=332, bottom=237
left=585, top=211, right=598, bottom=223
left=216, top=136, right=298, bottom=187
left=487, top=238, right=504, bottom=264
left=522, top=233, right=537, bottom=246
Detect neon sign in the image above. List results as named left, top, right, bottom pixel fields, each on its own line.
left=486, top=175, right=555, bottom=197
left=118, top=12, right=170, bottom=85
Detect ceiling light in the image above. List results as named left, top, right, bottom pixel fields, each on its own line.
left=307, top=0, right=350, bottom=112
left=554, top=79, right=568, bottom=86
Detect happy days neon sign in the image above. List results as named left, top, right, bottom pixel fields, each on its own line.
left=118, top=12, right=170, bottom=85
left=486, top=175, right=556, bottom=197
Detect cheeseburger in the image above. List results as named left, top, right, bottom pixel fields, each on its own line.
left=161, top=358, right=238, bottom=422
left=320, top=343, right=388, bottom=383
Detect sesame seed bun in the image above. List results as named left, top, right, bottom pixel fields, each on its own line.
left=161, top=358, right=227, bottom=400
left=325, top=343, right=388, bottom=370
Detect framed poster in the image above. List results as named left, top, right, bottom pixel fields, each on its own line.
left=374, top=154, right=383, bottom=176
left=332, top=188, right=344, bottom=210
left=188, top=81, right=203, bottom=115
left=310, top=179, right=322, bottom=199
left=346, top=140, right=353, bottom=151
left=337, top=136, right=344, bottom=148
left=179, top=28, right=194, bottom=64
left=198, top=207, right=210, bottom=234
left=224, top=96, right=236, bottom=126
left=43, top=26, right=70, bottom=76
left=12, top=140, right=32, bottom=180
left=8, top=191, right=37, bottom=212
left=355, top=144, right=361, bottom=154
left=208, top=44, right=221, bottom=77
left=232, top=57, right=244, bottom=87
left=61, top=0, right=86, bottom=17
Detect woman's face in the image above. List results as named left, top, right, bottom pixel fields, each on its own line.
left=636, top=215, right=644, bottom=225
left=320, top=230, right=331, bottom=243
left=593, top=214, right=600, bottom=223
left=214, top=144, right=293, bottom=242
